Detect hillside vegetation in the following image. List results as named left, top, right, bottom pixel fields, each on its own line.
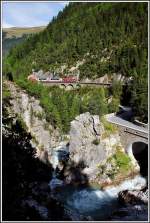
left=2, top=26, right=45, bottom=57
left=15, top=80, right=110, bottom=133
left=3, top=2, right=148, bottom=122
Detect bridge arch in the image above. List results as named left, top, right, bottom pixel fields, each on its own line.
left=66, top=84, right=74, bottom=90
left=60, top=84, right=66, bottom=89
left=76, top=83, right=81, bottom=89
left=126, top=141, right=148, bottom=177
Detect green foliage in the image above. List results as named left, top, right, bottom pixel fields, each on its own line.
left=2, top=83, right=11, bottom=100
left=14, top=78, right=108, bottom=133
left=97, top=147, right=132, bottom=180
left=34, top=111, right=44, bottom=120
left=111, top=80, right=123, bottom=99
left=101, top=116, right=117, bottom=134
left=112, top=149, right=131, bottom=173
left=87, top=88, right=108, bottom=116
left=92, top=138, right=100, bottom=145
left=4, top=2, right=148, bottom=78
left=69, top=96, right=80, bottom=121
left=3, top=2, right=148, bottom=122
left=129, top=71, right=148, bottom=123
left=108, top=80, right=122, bottom=113
left=108, top=97, right=120, bottom=113
left=3, top=35, right=28, bottom=58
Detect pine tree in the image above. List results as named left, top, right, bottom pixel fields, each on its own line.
left=69, top=96, right=80, bottom=121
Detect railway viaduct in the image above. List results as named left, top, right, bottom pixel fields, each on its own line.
left=42, top=81, right=112, bottom=89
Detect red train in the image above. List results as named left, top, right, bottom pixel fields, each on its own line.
left=62, top=76, right=77, bottom=83
left=28, top=74, right=78, bottom=83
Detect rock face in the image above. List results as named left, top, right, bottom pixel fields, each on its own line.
left=110, top=188, right=148, bottom=221
left=5, top=81, right=61, bottom=164
left=6, top=82, right=137, bottom=186
left=69, top=112, right=104, bottom=167
left=69, top=112, right=124, bottom=182
left=119, top=188, right=148, bottom=205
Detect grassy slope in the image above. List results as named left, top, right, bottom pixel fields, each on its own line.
left=3, top=26, right=45, bottom=38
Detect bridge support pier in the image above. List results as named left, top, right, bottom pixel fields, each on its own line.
left=126, top=143, right=140, bottom=172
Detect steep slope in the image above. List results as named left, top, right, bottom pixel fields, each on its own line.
left=3, top=2, right=148, bottom=122
left=2, top=26, right=45, bottom=57
left=4, top=3, right=148, bottom=78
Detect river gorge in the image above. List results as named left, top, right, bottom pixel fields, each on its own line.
left=48, top=146, right=147, bottom=221
left=2, top=81, right=148, bottom=221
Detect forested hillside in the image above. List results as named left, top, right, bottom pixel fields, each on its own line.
left=3, top=2, right=148, bottom=122
left=2, top=26, right=45, bottom=57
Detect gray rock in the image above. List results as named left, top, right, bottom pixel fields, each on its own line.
left=69, top=112, right=123, bottom=184
left=6, top=81, right=61, bottom=163
left=119, top=189, right=148, bottom=205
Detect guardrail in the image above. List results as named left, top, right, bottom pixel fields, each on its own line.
left=124, top=128, right=148, bottom=139
left=133, top=119, right=148, bottom=129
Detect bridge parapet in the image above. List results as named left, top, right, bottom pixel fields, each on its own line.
left=124, top=128, right=148, bottom=139
left=105, top=113, right=148, bottom=149
left=42, top=81, right=111, bottom=88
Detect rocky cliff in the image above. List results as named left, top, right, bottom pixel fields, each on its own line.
left=69, top=112, right=121, bottom=166
left=68, top=112, right=137, bottom=186
left=5, top=81, right=63, bottom=164
left=110, top=188, right=148, bottom=221
left=5, top=82, right=138, bottom=186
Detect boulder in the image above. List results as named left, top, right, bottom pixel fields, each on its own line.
left=118, top=188, right=148, bottom=205
left=110, top=204, right=148, bottom=221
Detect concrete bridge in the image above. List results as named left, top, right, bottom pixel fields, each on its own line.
left=42, top=81, right=112, bottom=89
left=106, top=113, right=148, bottom=173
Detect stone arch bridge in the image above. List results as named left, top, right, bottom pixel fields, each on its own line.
left=105, top=113, right=148, bottom=172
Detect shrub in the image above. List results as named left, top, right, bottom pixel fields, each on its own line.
left=97, top=147, right=132, bottom=180
left=113, top=150, right=131, bottom=172
left=14, top=76, right=109, bottom=134
left=2, top=83, right=11, bottom=99
left=108, top=97, right=120, bottom=113
left=101, top=116, right=117, bottom=133
left=92, top=138, right=100, bottom=145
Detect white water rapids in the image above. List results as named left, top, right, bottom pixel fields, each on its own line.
left=68, top=175, right=146, bottom=211
left=53, top=175, right=146, bottom=220
left=48, top=148, right=147, bottom=220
